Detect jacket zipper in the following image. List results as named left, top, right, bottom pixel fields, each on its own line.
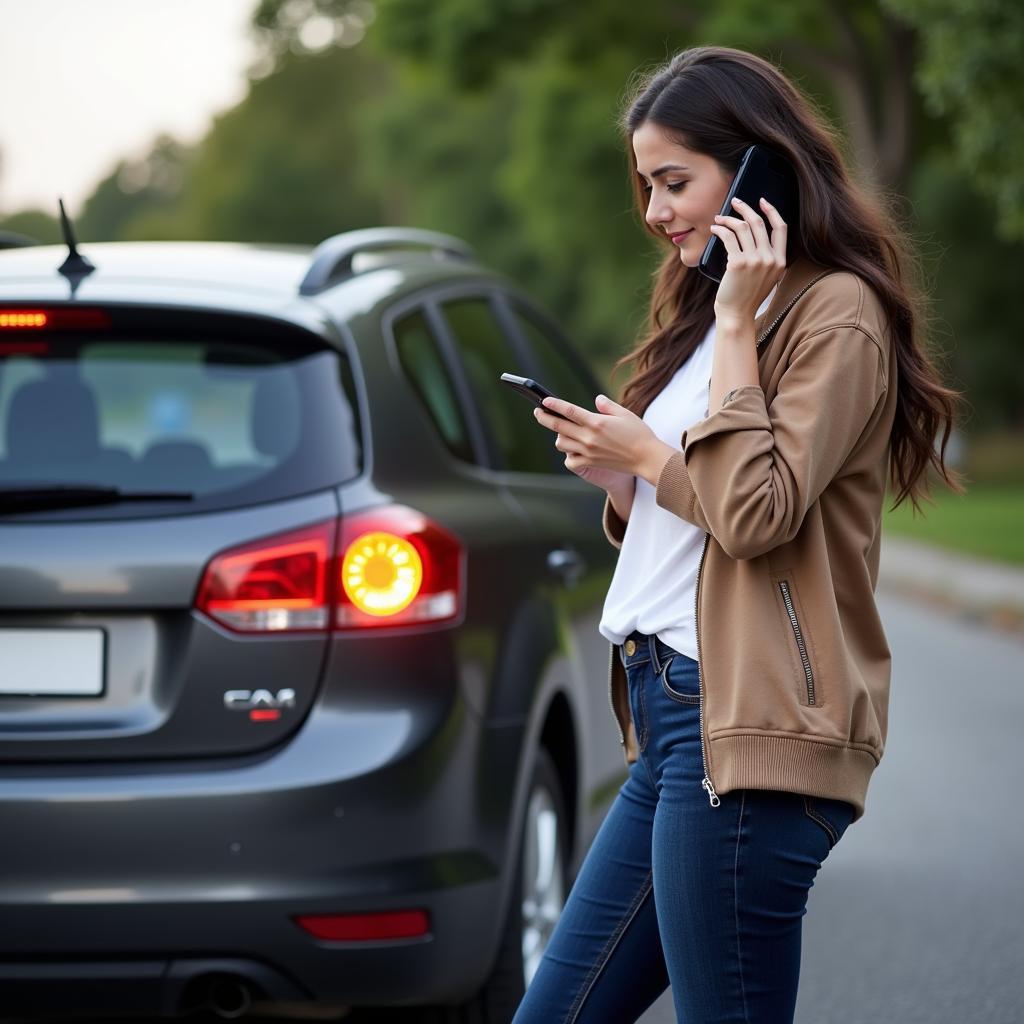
left=692, top=294, right=786, bottom=809
left=694, top=529, right=720, bottom=807
left=607, top=642, right=625, bottom=746
left=778, top=581, right=815, bottom=704
left=755, top=269, right=834, bottom=350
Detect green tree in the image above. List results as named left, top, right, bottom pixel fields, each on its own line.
left=373, top=0, right=922, bottom=198
left=0, top=208, right=60, bottom=244
left=882, top=0, right=1024, bottom=242
left=167, top=45, right=390, bottom=243
left=78, top=135, right=195, bottom=242
left=250, top=0, right=376, bottom=72
left=911, top=154, right=1024, bottom=430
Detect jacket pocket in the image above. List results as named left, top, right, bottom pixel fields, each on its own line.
left=771, top=573, right=820, bottom=706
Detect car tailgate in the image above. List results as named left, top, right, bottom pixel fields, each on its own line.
left=0, top=491, right=338, bottom=761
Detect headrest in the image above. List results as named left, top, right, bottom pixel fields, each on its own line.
left=250, top=373, right=301, bottom=460
left=6, top=375, right=101, bottom=463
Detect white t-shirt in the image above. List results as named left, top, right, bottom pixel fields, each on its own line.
left=598, top=285, right=778, bottom=659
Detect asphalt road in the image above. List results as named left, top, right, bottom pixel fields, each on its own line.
left=7, top=590, right=1022, bottom=1024
left=636, top=588, right=1024, bottom=1024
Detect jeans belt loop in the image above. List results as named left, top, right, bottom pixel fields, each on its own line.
left=647, top=632, right=661, bottom=675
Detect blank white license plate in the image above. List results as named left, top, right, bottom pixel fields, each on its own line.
left=0, top=629, right=105, bottom=696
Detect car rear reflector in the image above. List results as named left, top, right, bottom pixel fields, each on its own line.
left=336, top=505, right=463, bottom=629
left=0, top=307, right=111, bottom=330
left=195, top=519, right=338, bottom=633
left=293, top=909, right=431, bottom=941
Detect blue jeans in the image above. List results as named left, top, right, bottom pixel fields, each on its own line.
left=511, top=629, right=856, bottom=1023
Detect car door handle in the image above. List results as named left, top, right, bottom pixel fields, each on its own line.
left=547, top=547, right=586, bottom=586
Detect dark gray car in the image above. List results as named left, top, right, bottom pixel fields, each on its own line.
left=0, top=229, right=625, bottom=1021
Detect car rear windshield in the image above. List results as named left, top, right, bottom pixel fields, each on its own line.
left=0, top=309, right=362, bottom=519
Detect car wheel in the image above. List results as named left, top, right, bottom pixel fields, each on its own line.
left=418, top=745, right=570, bottom=1024
left=517, top=747, right=569, bottom=993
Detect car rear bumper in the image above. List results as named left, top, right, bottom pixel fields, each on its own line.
left=0, top=699, right=527, bottom=1010
left=0, top=875, right=503, bottom=1013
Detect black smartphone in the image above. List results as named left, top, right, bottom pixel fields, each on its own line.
left=499, top=372, right=569, bottom=419
left=697, top=144, right=800, bottom=284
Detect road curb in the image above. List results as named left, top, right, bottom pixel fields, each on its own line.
left=878, top=533, right=1024, bottom=639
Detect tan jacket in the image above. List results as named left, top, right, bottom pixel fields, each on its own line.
left=602, top=255, right=898, bottom=822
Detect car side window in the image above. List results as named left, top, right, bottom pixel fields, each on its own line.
left=509, top=301, right=597, bottom=413
left=439, top=297, right=557, bottom=475
left=392, top=309, right=475, bottom=464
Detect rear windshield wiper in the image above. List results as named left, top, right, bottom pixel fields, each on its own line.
left=0, top=485, right=195, bottom=514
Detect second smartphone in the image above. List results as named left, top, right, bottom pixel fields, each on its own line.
left=499, top=372, right=569, bottom=419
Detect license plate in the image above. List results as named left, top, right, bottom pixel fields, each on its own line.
left=0, top=628, right=105, bottom=697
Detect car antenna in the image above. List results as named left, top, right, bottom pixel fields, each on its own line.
left=56, top=196, right=95, bottom=295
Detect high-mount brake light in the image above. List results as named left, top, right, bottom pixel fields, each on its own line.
left=0, top=308, right=111, bottom=331
left=0, top=311, right=47, bottom=329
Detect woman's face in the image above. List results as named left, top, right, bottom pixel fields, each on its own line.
left=632, top=120, right=734, bottom=266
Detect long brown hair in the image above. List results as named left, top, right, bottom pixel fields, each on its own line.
left=612, top=45, right=966, bottom=513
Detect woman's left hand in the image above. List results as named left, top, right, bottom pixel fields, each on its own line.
left=532, top=393, right=677, bottom=484
left=711, top=195, right=788, bottom=328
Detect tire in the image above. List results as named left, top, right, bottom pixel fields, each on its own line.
left=417, top=746, right=570, bottom=1024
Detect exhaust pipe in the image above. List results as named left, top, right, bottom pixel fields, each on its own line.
left=207, top=976, right=252, bottom=1019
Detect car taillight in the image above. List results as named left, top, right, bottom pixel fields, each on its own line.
left=195, top=520, right=337, bottom=633
left=337, top=505, right=463, bottom=630
left=193, top=505, right=464, bottom=634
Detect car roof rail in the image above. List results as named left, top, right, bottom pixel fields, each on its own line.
left=298, top=227, right=477, bottom=295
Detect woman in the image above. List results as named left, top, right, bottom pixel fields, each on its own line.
left=513, top=45, right=964, bottom=1023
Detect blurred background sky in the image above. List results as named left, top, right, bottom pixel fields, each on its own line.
left=0, top=0, right=258, bottom=215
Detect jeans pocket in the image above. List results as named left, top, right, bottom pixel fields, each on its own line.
left=659, top=653, right=701, bottom=705
left=802, top=794, right=855, bottom=850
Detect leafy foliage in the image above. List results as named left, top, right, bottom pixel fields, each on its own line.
left=882, top=0, right=1024, bottom=241
left=2, top=0, right=1021, bottom=430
